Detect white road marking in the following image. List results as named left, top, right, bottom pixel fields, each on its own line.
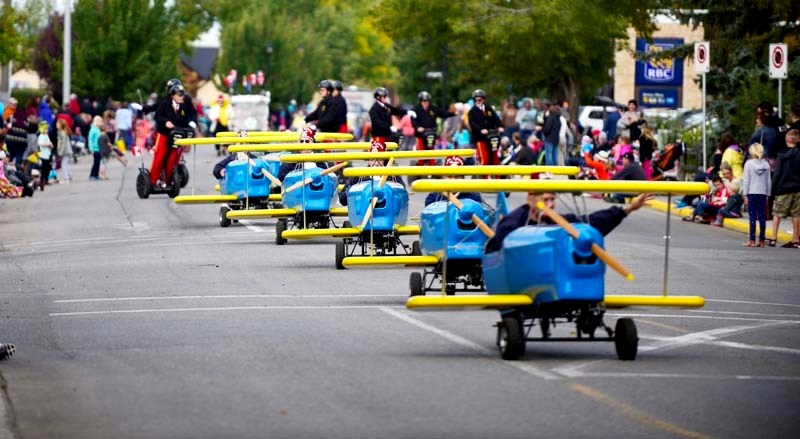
left=54, top=294, right=406, bottom=303
left=709, top=340, right=800, bottom=355
left=239, top=220, right=265, bottom=233
left=607, top=312, right=800, bottom=325
left=638, top=322, right=785, bottom=353
left=379, top=307, right=559, bottom=380
left=570, top=372, right=800, bottom=381
left=705, top=298, right=800, bottom=308
left=49, top=305, right=396, bottom=317
left=688, top=309, right=800, bottom=318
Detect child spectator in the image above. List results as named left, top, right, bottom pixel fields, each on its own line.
left=720, top=133, right=744, bottom=178
left=134, top=116, right=152, bottom=156
left=584, top=150, right=613, bottom=180
left=56, top=119, right=72, bottom=182
left=98, top=122, right=112, bottom=180
left=742, top=143, right=771, bottom=247
left=88, top=116, right=102, bottom=180
left=711, top=162, right=744, bottom=226
left=37, top=121, right=53, bottom=190
left=683, top=176, right=730, bottom=224
left=612, top=136, right=632, bottom=173
left=769, top=129, right=800, bottom=247
left=0, top=150, right=22, bottom=198
left=70, top=126, right=86, bottom=159
left=638, top=126, right=657, bottom=180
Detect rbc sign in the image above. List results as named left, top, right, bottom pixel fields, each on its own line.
left=635, top=38, right=684, bottom=87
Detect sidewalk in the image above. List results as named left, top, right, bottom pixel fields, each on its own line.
left=645, top=197, right=794, bottom=244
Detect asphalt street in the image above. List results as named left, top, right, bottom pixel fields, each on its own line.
left=0, top=146, right=798, bottom=439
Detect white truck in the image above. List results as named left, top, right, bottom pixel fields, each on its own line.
left=229, top=93, right=271, bottom=132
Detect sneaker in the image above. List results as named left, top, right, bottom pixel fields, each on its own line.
left=675, top=201, right=688, bottom=209
left=710, top=220, right=723, bottom=227
left=730, top=211, right=742, bottom=218
left=0, top=343, right=15, bottom=361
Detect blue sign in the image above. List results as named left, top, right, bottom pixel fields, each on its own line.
left=635, top=38, right=684, bottom=87
left=638, top=88, right=679, bottom=109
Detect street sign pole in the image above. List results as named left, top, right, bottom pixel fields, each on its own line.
left=769, top=43, right=788, bottom=118
left=702, top=72, right=706, bottom=171
left=778, top=78, right=782, bottom=119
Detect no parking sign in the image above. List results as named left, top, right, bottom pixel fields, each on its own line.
left=769, top=44, right=788, bottom=79
left=694, top=41, right=710, bottom=74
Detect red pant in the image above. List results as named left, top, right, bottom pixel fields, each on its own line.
left=149, top=133, right=183, bottom=185
left=475, top=140, right=498, bottom=166
left=415, top=137, right=435, bottom=166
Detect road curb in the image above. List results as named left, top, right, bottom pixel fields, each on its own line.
left=645, top=200, right=793, bottom=243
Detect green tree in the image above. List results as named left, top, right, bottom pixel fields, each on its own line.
left=0, top=3, right=27, bottom=65
left=66, top=0, right=210, bottom=99
left=668, top=0, right=800, bottom=143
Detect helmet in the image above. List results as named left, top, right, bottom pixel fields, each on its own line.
left=299, top=125, right=317, bottom=143
left=318, top=80, right=333, bottom=91
left=332, top=80, right=343, bottom=91
left=472, top=89, right=486, bottom=99
left=444, top=156, right=464, bottom=167
left=169, top=84, right=186, bottom=96
left=418, top=91, right=431, bottom=102
left=369, top=138, right=386, bottom=153
left=166, top=78, right=182, bottom=92
left=373, top=87, right=389, bottom=99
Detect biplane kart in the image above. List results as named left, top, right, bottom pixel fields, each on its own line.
left=216, top=154, right=283, bottom=227
left=136, top=126, right=195, bottom=199
left=275, top=163, right=343, bottom=245
left=411, top=195, right=499, bottom=295
left=406, top=178, right=709, bottom=361
left=265, top=150, right=471, bottom=255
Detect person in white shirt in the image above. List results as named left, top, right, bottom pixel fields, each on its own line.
left=37, top=121, right=54, bottom=190
left=115, top=101, right=134, bottom=151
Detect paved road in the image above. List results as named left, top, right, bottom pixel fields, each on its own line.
left=1, top=147, right=798, bottom=439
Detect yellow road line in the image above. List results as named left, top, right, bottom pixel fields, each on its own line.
left=569, top=383, right=712, bottom=439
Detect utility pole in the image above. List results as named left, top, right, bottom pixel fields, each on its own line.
left=63, top=0, right=72, bottom=105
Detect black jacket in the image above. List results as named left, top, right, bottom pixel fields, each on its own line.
left=155, top=97, right=197, bottom=135
left=332, top=95, right=348, bottom=130
left=542, top=111, right=561, bottom=145
left=424, top=191, right=482, bottom=206
left=412, top=104, right=453, bottom=137
left=467, top=104, right=501, bottom=143
left=305, top=97, right=339, bottom=132
left=369, top=102, right=406, bottom=138
left=338, top=176, right=405, bottom=206
left=612, top=163, right=646, bottom=181
left=488, top=204, right=627, bottom=253
left=772, top=147, right=800, bottom=195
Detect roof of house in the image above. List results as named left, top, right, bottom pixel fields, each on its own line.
left=180, top=47, right=219, bottom=80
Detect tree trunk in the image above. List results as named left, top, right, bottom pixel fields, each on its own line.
left=560, top=76, right=580, bottom=125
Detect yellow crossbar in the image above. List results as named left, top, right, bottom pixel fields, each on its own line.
left=395, top=225, right=421, bottom=235
left=344, top=165, right=578, bottom=177
left=173, top=195, right=238, bottom=204
left=226, top=208, right=295, bottom=219
left=280, top=149, right=475, bottom=163
left=411, top=179, right=710, bottom=195
left=342, top=255, right=439, bottom=267
left=329, top=207, right=348, bottom=216
left=281, top=228, right=361, bottom=239
left=406, top=295, right=534, bottom=309
left=215, top=131, right=354, bottom=141
left=228, top=142, right=398, bottom=153
left=603, top=295, right=705, bottom=308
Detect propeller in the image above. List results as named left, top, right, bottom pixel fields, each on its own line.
left=445, top=192, right=495, bottom=238
left=283, top=161, right=349, bottom=193
left=359, top=157, right=396, bottom=229
left=245, top=157, right=282, bottom=188
left=536, top=201, right=634, bottom=282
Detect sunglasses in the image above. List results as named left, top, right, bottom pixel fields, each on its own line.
left=299, top=138, right=313, bottom=144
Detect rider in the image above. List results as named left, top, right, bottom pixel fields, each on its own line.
left=369, top=87, right=414, bottom=145
left=277, top=126, right=330, bottom=181
left=140, top=78, right=186, bottom=115
left=339, top=138, right=405, bottom=206
left=149, top=83, right=197, bottom=187
left=424, top=155, right=482, bottom=206
left=412, top=91, right=454, bottom=166
left=487, top=191, right=651, bottom=252
left=331, top=80, right=349, bottom=134
left=305, top=80, right=339, bottom=133
left=467, top=89, right=503, bottom=166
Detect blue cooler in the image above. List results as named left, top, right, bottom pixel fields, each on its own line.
left=482, top=224, right=605, bottom=304
left=221, top=158, right=273, bottom=199
left=420, top=199, right=494, bottom=259
left=346, top=178, right=408, bottom=232
left=282, top=166, right=337, bottom=212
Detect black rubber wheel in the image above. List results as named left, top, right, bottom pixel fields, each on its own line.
left=497, top=315, right=525, bottom=360
left=614, top=318, right=638, bottom=361
left=275, top=219, right=287, bottom=245
left=177, top=163, right=189, bottom=188
left=167, top=171, right=181, bottom=198
left=136, top=170, right=150, bottom=199
left=409, top=272, right=424, bottom=297
left=219, top=205, right=232, bottom=228
left=335, top=241, right=346, bottom=270
left=411, top=240, right=422, bottom=256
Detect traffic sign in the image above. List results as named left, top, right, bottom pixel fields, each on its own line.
left=769, top=43, right=788, bottom=79
left=694, top=41, right=710, bottom=74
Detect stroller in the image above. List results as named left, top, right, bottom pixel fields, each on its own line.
left=651, top=142, right=684, bottom=181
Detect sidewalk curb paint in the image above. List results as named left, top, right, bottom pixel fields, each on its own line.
left=645, top=200, right=793, bottom=243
